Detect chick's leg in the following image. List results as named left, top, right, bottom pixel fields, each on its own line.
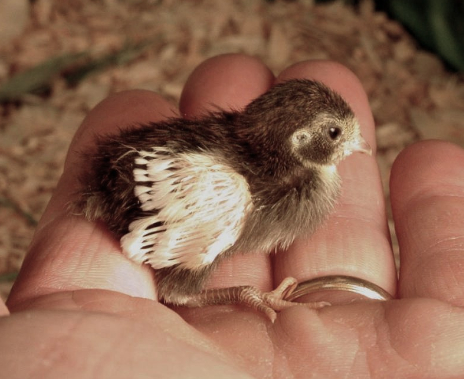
left=181, top=277, right=328, bottom=323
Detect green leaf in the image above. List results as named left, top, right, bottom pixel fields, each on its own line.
left=388, top=0, right=464, bottom=71
left=64, top=39, right=156, bottom=86
left=0, top=52, right=88, bottom=102
left=0, top=272, right=18, bottom=282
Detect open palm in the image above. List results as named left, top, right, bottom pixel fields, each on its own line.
left=2, top=55, right=464, bottom=378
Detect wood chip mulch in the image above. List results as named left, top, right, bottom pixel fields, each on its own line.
left=1, top=0, right=463, bottom=299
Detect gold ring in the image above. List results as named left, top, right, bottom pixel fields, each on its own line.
left=287, top=275, right=393, bottom=302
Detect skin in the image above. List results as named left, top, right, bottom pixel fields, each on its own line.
left=2, top=54, right=464, bottom=378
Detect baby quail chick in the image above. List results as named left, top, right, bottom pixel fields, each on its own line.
left=76, top=79, right=372, bottom=322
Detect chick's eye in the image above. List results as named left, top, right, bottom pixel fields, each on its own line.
left=328, top=126, right=342, bottom=140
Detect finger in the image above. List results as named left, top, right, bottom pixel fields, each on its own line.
left=274, top=61, right=396, bottom=300
left=390, top=140, right=464, bottom=304
left=8, top=91, right=177, bottom=309
left=178, top=54, right=278, bottom=299
left=180, top=53, right=275, bottom=117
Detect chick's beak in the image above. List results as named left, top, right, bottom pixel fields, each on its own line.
left=344, top=135, right=372, bottom=157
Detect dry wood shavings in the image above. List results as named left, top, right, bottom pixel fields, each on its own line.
left=0, top=0, right=29, bottom=47
left=1, top=0, right=463, bottom=299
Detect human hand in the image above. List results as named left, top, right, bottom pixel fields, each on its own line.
left=2, top=54, right=464, bottom=378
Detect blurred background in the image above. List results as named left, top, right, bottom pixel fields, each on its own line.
left=1, top=0, right=463, bottom=300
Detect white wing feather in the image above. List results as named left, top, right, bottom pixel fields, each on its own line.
left=121, top=147, right=252, bottom=270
